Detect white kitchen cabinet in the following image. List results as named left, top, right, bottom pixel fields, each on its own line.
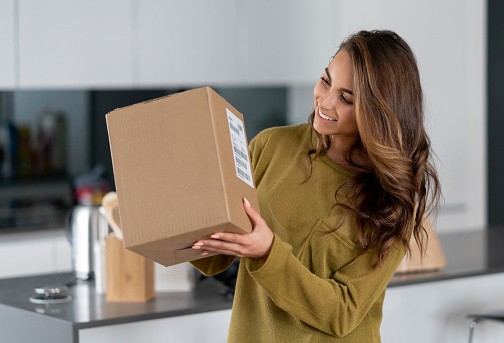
left=18, top=0, right=134, bottom=88
left=137, top=0, right=239, bottom=87
left=241, top=0, right=336, bottom=85
left=382, top=273, right=504, bottom=343
left=77, top=273, right=504, bottom=343
left=0, top=0, right=16, bottom=88
left=0, top=229, right=71, bottom=279
left=137, top=0, right=337, bottom=86
left=79, top=309, right=232, bottom=343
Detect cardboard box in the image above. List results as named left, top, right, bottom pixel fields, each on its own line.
left=106, top=87, right=259, bottom=266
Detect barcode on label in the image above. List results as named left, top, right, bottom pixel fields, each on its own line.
left=235, top=157, right=248, bottom=169
left=233, top=146, right=249, bottom=162
left=229, top=121, right=240, bottom=135
left=237, top=168, right=250, bottom=181
left=227, top=108, right=254, bottom=188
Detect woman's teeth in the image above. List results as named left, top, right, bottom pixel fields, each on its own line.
left=319, top=110, right=336, bottom=121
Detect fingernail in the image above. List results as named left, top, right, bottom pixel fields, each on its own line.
left=210, top=234, right=219, bottom=239
left=193, top=242, right=203, bottom=246
left=201, top=252, right=208, bottom=256
left=243, top=198, right=251, bottom=207
left=192, top=245, right=201, bottom=250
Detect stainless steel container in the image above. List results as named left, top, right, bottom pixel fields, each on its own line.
left=66, top=205, right=108, bottom=280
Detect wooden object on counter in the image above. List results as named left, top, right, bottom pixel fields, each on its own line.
left=106, top=236, right=155, bottom=302
left=395, top=216, right=446, bottom=273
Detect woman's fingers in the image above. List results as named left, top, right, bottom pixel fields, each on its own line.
left=193, top=232, right=248, bottom=251
left=210, top=232, right=248, bottom=244
left=242, top=198, right=265, bottom=227
left=192, top=235, right=245, bottom=256
left=190, top=198, right=274, bottom=259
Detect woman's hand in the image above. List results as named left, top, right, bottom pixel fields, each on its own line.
left=191, top=198, right=274, bottom=260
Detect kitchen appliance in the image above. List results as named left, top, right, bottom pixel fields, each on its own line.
left=66, top=205, right=109, bottom=280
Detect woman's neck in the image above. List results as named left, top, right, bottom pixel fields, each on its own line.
left=326, top=135, right=367, bottom=171
left=326, top=135, right=358, bottom=164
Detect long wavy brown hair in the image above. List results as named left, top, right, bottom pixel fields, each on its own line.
left=309, top=30, right=441, bottom=267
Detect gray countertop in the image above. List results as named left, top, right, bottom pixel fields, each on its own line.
left=0, top=227, right=503, bottom=341
left=389, top=227, right=504, bottom=286
left=0, top=272, right=232, bottom=330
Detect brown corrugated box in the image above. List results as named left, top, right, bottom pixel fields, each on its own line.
left=106, top=87, right=258, bottom=266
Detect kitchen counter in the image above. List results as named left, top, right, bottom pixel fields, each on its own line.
left=389, top=226, right=504, bottom=287
left=1, top=227, right=503, bottom=343
left=0, top=272, right=232, bottom=343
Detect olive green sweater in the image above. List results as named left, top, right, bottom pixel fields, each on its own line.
left=191, top=124, right=406, bottom=342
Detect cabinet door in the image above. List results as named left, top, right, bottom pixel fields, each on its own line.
left=18, top=0, right=134, bottom=88
left=80, top=309, right=232, bottom=343
left=0, top=230, right=70, bottom=278
left=242, top=0, right=336, bottom=85
left=0, top=0, right=16, bottom=88
left=138, top=0, right=239, bottom=86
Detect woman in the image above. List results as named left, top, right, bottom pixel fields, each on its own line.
left=191, top=30, right=441, bottom=342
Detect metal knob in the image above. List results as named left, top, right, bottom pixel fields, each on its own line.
left=30, top=284, right=72, bottom=304
left=34, top=284, right=69, bottom=299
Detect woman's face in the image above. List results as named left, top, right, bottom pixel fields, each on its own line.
left=313, top=50, right=358, bottom=140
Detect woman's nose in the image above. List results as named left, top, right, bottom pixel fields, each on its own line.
left=317, top=91, right=337, bottom=111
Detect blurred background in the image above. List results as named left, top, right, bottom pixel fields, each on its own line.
left=0, top=0, right=501, bottom=235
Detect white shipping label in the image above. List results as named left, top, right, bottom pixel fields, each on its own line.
left=226, top=108, right=254, bottom=188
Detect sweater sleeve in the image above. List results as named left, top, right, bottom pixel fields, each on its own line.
left=190, top=255, right=237, bottom=277
left=243, top=233, right=405, bottom=337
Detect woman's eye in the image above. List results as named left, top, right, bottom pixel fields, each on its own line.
left=341, top=94, right=353, bottom=105
left=320, top=77, right=330, bottom=88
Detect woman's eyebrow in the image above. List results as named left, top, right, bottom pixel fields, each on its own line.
left=324, top=68, right=331, bottom=82
left=339, top=87, right=353, bottom=95
left=325, top=67, right=353, bottom=95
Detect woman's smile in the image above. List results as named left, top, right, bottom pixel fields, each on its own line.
left=318, top=109, right=337, bottom=122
